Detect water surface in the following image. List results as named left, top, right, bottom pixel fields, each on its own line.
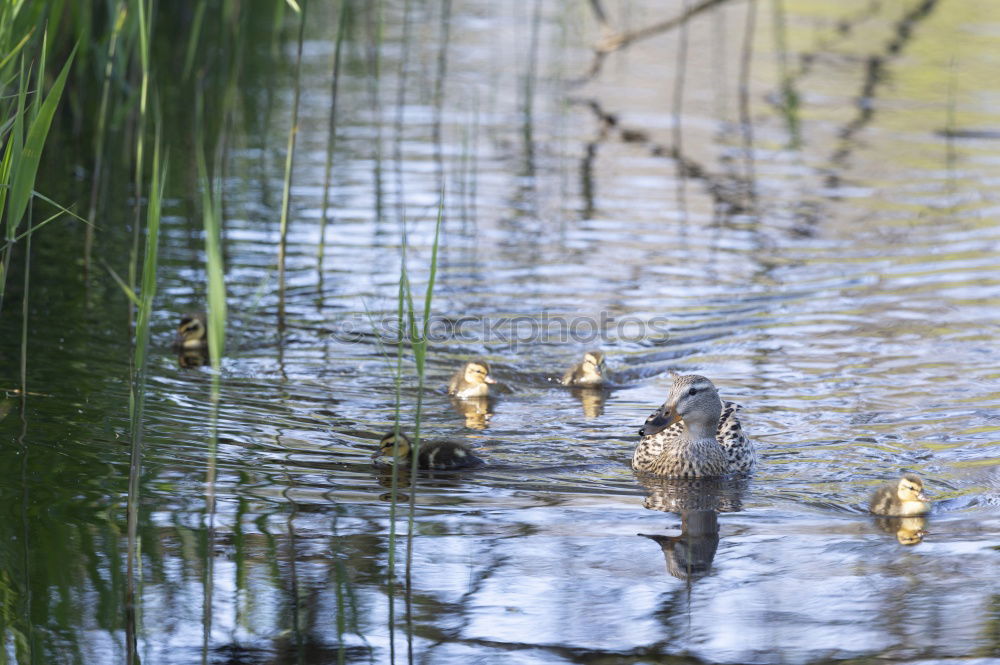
left=2, top=1, right=999, bottom=663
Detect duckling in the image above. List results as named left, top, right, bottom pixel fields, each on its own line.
left=173, top=312, right=207, bottom=350
left=447, top=360, right=496, bottom=398
left=868, top=474, right=930, bottom=516
left=633, top=373, right=755, bottom=478
left=374, top=431, right=484, bottom=470
left=560, top=350, right=606, bottom=387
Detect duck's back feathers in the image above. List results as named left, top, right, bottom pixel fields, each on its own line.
left=418, top=442, right=485, bottom=470
left=868, top=485, right=898, bottom=515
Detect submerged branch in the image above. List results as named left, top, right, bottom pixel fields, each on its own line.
left=573, top=98, right=751, bottom=215
left=581, top=0, right=737, bottom=81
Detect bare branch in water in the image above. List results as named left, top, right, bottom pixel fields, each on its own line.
left=580, top=0, right=737, bottom=81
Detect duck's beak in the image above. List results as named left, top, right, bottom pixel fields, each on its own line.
left=917, top=492, right=928, bottom=502
left=484, top=375, right=497, bottom=384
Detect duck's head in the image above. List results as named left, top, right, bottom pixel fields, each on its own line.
left=581, top=350, right=606, bottom=379
left=896, top=474, right=927, bottom=502
left=663, top=374, right=723, bottom=434
left=462, top=361, right=496, bottom=387
left=174, top=313, right=207, bottom=349
left=376, top=431, right=413, bottom=460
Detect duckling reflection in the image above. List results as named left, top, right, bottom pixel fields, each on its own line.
left=874, top=516, right=928, bottom=546
left=569, top=387, right=606, bottom=418
left=639, top=511, right=720, bottom=581
left=449, top=395, right=494, bottom=429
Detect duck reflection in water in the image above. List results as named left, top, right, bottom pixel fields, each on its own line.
left=640, top=511, right=720, bottom=581
left=874, top=516, right=928, bottom=545
left=449, top=395, right=494, bottom=429
left=569, top=387, right=606, bottom=418
left=636, top=475, right=748, bottom=581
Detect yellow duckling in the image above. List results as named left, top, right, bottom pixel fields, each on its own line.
left=173, top=312, right=207, bottom=350
left=868, top=474, right=930, bottom=516
left=560, top=350, right=606, bottom=387
left=374, top=431, right=484, bottom=470
left=447, top=360, right=496, bottom=398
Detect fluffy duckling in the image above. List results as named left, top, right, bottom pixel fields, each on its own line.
left=173, top=312, right=207, bottom=350
left=869, top=474, right=930, bottom=516
left=560, top=350, right=606, bottom=387
left=632, top=373, right=755, bottom=478
left=447, top=360, right=496, bottom=398
left=374, top=431, right=484, bottom=471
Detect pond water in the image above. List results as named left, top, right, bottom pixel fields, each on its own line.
left=2, top=1, right=999, bottom=663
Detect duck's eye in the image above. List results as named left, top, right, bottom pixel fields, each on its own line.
left=688, top=387, right=698, bottom=396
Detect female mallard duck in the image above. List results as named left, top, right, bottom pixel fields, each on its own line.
left=632, top=373, right=755, bottom=478
left=560, top=350, right=606, bottom=387
left=869, top=474, right=930, bottom=516
left=374, top=431, right=484, bottom=470
left=447, top=360, right=496, bottom=398
left=173, top=312, right=207, bottom=350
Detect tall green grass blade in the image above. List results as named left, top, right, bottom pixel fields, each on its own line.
left=102, top=259, right=141, bottom=307
left=85, top=2, right=126, bottom=276
left=4, top=57, right=28, bottom=242
left=278, top=0, right=307, bottom=323
left=126, top=124, right=166, bottom=665
left=12, top=207, right=65, bottom=243
left=19, top=217, right=30, bottom=396
left=129, top=0, right=152, bottom=330
left=403, top=196, right=443, bottom=651
left=7, top=44, right=76, bottom=236
left=182, top=1, right=207, bottom=81
left=317, top=0, right=349, bottom=275
left=0, top=115, right=17, bottom=240
left=0, top=27, right=33, bottom=72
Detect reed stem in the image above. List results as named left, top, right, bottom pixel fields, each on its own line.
left=278, top=0, right=307, bottom=326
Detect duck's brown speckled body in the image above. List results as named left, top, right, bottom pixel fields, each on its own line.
left=374, top=431, right=484, bottom=471
left=632, top=374, right=755, bottom=478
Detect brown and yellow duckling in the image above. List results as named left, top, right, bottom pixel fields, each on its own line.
left=447, top=360, right=496, bottom=398
left=632, top=373, right=755, bottom=478
left=173, top=312, right=208, bottom=351
left=374, top=431, right=484, bottom=470
left=869, top=474, right=930, bottom=516
left=560, top=350, right=606, bottom=387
